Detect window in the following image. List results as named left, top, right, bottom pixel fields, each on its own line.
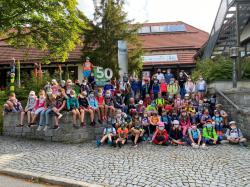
left=138, top=26, right=150, bottom=34
left=150, top=24, right=186, bottom=33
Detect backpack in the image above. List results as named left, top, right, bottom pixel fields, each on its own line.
left=228, top=127, right=240, bottom=137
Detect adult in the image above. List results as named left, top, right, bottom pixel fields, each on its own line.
left=164, top=69, right=174, bottom=84
left=177, top=71, right=187, bottom=99
left=185, top=77, right=196, bottom=94
left=155, top=68, right=165, bottom=83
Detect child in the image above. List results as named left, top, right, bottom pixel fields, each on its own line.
left=30, top=90, right=46, bottom=126
left=202, top=120, right=218, bottom=147
left=96, top=122, right=116, bottom=147
left=65, top=79, right=73, bottom=96
left=169, top=120, right=185, bottom=145
left=3, top=93, right=23, bottom=114
left=96, top=88, right=105, bottom=120
left=116, top=122, right=129, bottom=148
left=149, top=111, right=161, bottom=133
left=161, top=109, right=171, bottom=132
left=136, top=100, right=145, bottom=117
left=152, top=79, right=160, bottom=99
left=179, top=110, right=191, bottom=137
left=174, top=94, right=184, bottom=112
left=141, top=112, right=151, bottom=140
left=188, top=123, right=202, bottom=148
left=196, top=75, right=207, bottom=100
left=146, top=101, right=157, bottom=115
left=152, top=122, right=169, bottom=145
left=130, top=114, right=144, bottom=147
left=38, top=89, right=64, bottom=131
left=225, top=121, right=247, bottom=146
left=200, top=109, right=212, bottom=126
left=155, top=92, right=165, bottom=115
left=51, top=79, right=59, bottom=95
left=80, top=79, right=90, bottom=94
left=67, top=90, right=80, bottom=128
left=88, top=91, right=101, bottom=124
left=160, top=79, right=167, bottom=98
left=78, top=91, right=94, bottom=126
left=104, top=90, right=115, bottom=118
left=212, top=110, right=224, bottom=141
left=19, top=91, right=37, bottom=127
left=54, top=88, right=67, bottom=130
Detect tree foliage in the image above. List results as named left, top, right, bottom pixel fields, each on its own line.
left=82, top=0, right=143, bottom=78
left=0, top=0, right=86, bottom=62
left=192, top=56, right=250, bottom=83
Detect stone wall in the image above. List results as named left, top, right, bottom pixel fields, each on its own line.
left=3, top=112, right=103, bottom=143
left=216, top=90, right=250, bottom=139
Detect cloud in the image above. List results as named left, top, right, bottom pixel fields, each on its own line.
left=78, top=0, right=221, bottom=32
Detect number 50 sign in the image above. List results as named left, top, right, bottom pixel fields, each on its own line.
left=93, top=67, right=113, bottom=86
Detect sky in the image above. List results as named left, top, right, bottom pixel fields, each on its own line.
left=77, top=0, right=222, bottom=33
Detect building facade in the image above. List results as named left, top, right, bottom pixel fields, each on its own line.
left=0, top=21, right=209, bottom=89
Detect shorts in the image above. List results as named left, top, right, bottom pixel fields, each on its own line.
left=198, top=90, right=205, bottom=93
left=83, top=70, right=91, bottom=78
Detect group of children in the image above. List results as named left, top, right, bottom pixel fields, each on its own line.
left=3, top=70, right=247, bottom=148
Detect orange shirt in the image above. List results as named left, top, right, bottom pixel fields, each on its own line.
left=117, top=128, right=129, bottom=138
left=83, top=61, right=93, bottom=71
left=151, top=116, right=160, bottom=125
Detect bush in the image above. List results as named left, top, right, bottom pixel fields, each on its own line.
left=192, top=56, right=233, bottom=83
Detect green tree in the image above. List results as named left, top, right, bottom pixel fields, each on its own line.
left=83, top=0, right=143, bottom=78
left=0, top=0, right=85, bottom=62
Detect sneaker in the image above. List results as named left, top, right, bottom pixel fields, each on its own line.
left=81, top=122, right=86, bottom=127
left=133, top=144, right=138, bottom=148
left=43, top=125, right=48, bottom=131
left=58, top=113, right=63, bottom=119
left=118, top=141, right=122, bottom=148
left=53, top=126, right=60, bottom=130
left=108, top=140, right=113, bottom=145
left=96, top=140, right=101, bottom=147
left=201, top=144, right=208, bottom=149
left=98, top=119, right=102, bottom=124
left=37, top=125, right=43, bottom=131
left=73, top=124, right=77, bottom=128
left=192, top=143, right=199, bottom=149
left=239, top=142, right=248, bottom=147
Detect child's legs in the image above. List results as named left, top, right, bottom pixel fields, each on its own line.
left=80, top=109, right=85, bottom=122
left=89, top=109, right=94, bottom=122
left=96, top=108, right=101, bottom=119
left=39, top=110, right=46, bottom=126
left=27, top=111, right=31, bottom=123
left=101, top=134, right=108, bottom=143
left=182, top=126, right=188, bottom=136
left=45, top=108, right=52, bottom=125
left=54, top=116, right=59, bottom=126
left=52, top=107, right=60, bottom=116
left=72, top=109, right=77, bottom=124
left=239, top=138, right=247, bottom=143
left=20, top=111, right=25, bottom=125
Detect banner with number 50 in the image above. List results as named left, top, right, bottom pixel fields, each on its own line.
left=93, top=67, right=113, bottom=86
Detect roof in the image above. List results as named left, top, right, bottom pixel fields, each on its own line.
left=0, top=43, right=83, bottom=64
left=0, top=21, right=208, bottom=66
left=138, top=21, right=209, bottom=50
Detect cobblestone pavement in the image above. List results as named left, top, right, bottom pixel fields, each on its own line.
left=0, top=137, right=249, bottom=187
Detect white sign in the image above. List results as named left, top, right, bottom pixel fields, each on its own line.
left=142, top=54, right=178, bottom=62
left=118, top=40, right=128, bottom=79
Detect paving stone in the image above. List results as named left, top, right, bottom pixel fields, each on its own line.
left=0, top=137, right=249, bottom=187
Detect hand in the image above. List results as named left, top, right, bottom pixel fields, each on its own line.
left=213, top=140, right=217, bottom=145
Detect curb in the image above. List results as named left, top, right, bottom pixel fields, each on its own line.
left=0, top=168, right=104, bottom=187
